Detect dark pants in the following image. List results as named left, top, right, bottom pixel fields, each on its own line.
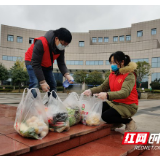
left=26, top=65, right=57, bottom=98
left=101, top=102, right=132, bottom=124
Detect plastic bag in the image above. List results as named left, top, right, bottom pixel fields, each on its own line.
left=46, top=90, right=70, bottom=133
left=63, top=92, right=81, bottom=126
left=14, top=88, right=49, bottom=139
left=79, top=94, right=103, bottom=126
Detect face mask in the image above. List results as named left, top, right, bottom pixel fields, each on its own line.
left=56, top=42, right=66, bottom=51
left=111, top=64, right=119, bottom=72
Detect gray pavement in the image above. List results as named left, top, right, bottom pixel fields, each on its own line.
left=0, top=93, right=160, bottom=133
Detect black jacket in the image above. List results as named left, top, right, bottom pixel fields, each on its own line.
left=25, top=30, right=69, bottom=82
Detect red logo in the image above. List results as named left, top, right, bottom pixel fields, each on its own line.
left=122, top=132, right=150, bottom=145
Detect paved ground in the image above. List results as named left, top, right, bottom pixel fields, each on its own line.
left=0, top=93, right=160, bottom=133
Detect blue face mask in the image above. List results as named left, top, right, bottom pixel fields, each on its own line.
left=56, top=43, right=66, bottom=50
left=111, top=64, right=119, bottom=72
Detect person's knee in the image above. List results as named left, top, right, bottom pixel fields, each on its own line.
left=101, top=114, right=112, bottom=124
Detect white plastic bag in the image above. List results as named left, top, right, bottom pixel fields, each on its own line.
left=63, top=92, right=81, bottom=126
left=46, top=90, right=70, bottom=133
left=79, top=94, right=103, bottom=126
left=14, top=88, right=49, bottom=139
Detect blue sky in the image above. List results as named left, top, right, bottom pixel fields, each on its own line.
left=0, top=5, right=160, bottom=32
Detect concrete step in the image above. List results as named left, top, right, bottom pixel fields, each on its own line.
left=56, top=131, right=147, bottom=156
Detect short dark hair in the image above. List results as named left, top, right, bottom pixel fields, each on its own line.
left=54, top=28, right=72, bottom=43
left=109, top=51, right=131, bottom=67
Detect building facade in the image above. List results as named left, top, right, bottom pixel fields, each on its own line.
left=1, top=18, right=160, bottom=88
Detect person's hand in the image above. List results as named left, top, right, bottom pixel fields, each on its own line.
left=94, top=92, right=107, bottom=100
left=40, top=81, right=50, bottom=92
left=83, top=89, right=92, bottom=96
left=64, top=73, right=74, bottom=84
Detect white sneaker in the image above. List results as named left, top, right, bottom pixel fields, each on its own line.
left=111, top=123, right=123, bottom=131
left=125, top=120, right=137, bottom=132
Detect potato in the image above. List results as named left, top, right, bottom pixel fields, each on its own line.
left=40, top=131, right=47, bottom=137
left=42, top=125, right=48, bottom=132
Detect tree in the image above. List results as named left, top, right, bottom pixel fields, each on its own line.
left=0, top=63, right=9, bottom=85
left=85, top=71, right=104, bottom=86
left=10, top=60, right=29, bottom=92
left=73, top=70, right=88, bottom=83
left=136, top=61, right=151, bottom=88
left=105, top=70, right=110, bottom=79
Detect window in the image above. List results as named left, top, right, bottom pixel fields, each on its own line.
left=152, top=73, right=160, bottom=81
left=7, top=56, right=13, bottom=61
left=152, top=57, right=160, bottom=68
left=29, top=38, right=34, bottom=44
left=2, top=55, right=7, bottom=60
left=86, top=61, right=103, bottom=65
left=13, top=57, right=17, bottom=61
left=119, top=35, right=124, bottom=41
left=54, top=60, right=57, bottom=64
left=131, top=58, right=149, bottom=63
left=98, top=37, right=103, bottom=42
left=17, top=36, right=23, bottom=43
left=151, top=28, right=157, bottom=35
left=79, top=41, right=84, bottom=47
left=113, top=36, right=118, bottom=42
left=126, top=35, right=131, bottom=41
left=104, top=37, right=109, bottom=42
left=92, top=37, right=97, bottom=43
left=106, top=60, right=110, bottom=65
left=2, top=56, right=22, bottom=61
left=66, top=60, right=83, bottom=65
left=137, top=30, right=143, bottom=37
left=7, top=35, right=14, bottom=42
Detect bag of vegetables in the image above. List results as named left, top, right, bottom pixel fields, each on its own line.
left=14, top=88, right=49, bottom=139
left=79, top=94, right=103, bottom=126
left=46, top=90, right=70, bottom=133
left=63, top=92, right=81, bottom=127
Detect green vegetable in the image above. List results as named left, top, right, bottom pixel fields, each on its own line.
left=66, top=107, right=81, bottom=126
left=19, top=123, right=39, bottom=139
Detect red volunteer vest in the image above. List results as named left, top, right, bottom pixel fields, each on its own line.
left=25, top=37, right=60, bottom=67
left=109, top=72, right=138, bottom=105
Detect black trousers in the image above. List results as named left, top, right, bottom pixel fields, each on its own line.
left=101, top=102, right=132, bottom=124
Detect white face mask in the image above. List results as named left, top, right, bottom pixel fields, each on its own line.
left=56, top=42, right=66, bottom=50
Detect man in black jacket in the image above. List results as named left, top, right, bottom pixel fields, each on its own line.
left=25, top=28, right=73, bottom=98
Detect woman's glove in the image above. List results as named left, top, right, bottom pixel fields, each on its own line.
left=82, top=89, right=92, bottom=96
left=40, top=80, right=50, bottom=92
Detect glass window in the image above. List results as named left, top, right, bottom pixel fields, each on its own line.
left=66, top=61, right=70, bottom=65
left=152, top=73, right=160, bottom=81
left=137, top=30, right=143, bottom=37
left=29, top=38, right=34, bottom=44
left=94, top=61, right=99, bottom=65
left=7, top=35, right=14, bottom=42
left=75, top=61, right=79, bottom=65
left=70, top=61, right=74, bottom=65
left=86, top=61, right=90, bottom=65
left=106, top=60, right=110, bottom=65
left=143, top=58, right=149, bottom=62
left=132, top=58, right=149, bottom=63
left=79, top=61, right=83, bottom=65
left=2, top=55, right=7, bottom=60
left=17, top=36, right=23, bottom=43
left=79, top=41, right=84, bottom=47
left=151, top=57, right=160, bottom=68
left=7, top=56, right=13, bottom=61
left=99, top=61, right=103, bottom=65
left=90, top=61, right=94, bottom=65
left=151, top=28, right=156, bottom=35
left=126, top=35, right=131, bottom=41
left=113, top=36, right=118, bottom=42
left=98, top=37, right=103, bottom=42
left=119, top=35, right=124, bottom=41
left=13, top=57, right=17, bottom=61
left=92, top=37, right=97, bottom=43
left=104, top=37, right=109, bottom=42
